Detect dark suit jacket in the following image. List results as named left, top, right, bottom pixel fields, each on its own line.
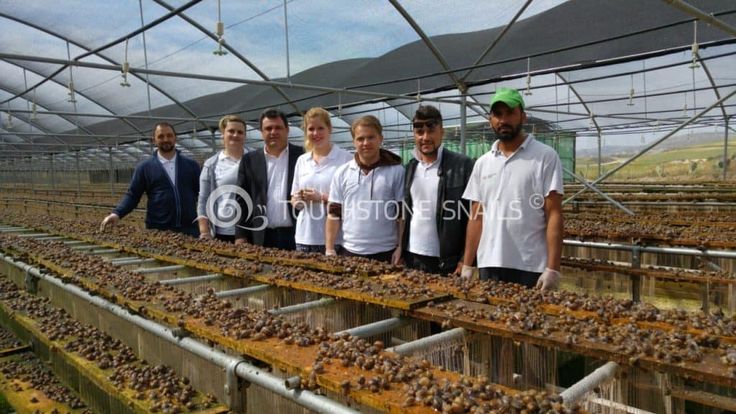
left=235, top=143, right=304, bottom=245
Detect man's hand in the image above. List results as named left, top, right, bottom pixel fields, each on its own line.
left=100, top=213, right=119, bottom=232
left=300, top=188, right=324, bottom=203
left=460, top=264, right=476, bottom=279
left=535, top=268, right=561, bottom=291
left=391, top=246, right=403, bottom=266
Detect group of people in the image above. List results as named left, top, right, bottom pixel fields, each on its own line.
left=100, top=88, right=563, bottom=290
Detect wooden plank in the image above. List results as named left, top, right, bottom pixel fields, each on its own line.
left=0, top=306, right=228, bottom=414
left=0, top=354, right=89, bottom=414
left=410, top=299, right=736, bottom=388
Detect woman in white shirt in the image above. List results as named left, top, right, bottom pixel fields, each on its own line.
left=197, top=115, right=247, bottom=242
left=291, top=107, right=352, bottom=253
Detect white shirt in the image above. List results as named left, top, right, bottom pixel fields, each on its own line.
left=213, top=151, right=242, bottom=235
left=291, top=145, right=353, bottom=246
left=157, top=151, right=177, bottom=185
left=329, top=159, right=404, bottom=255
left=462, top=135, right=564, bottom=272
left=265, top=146, right=292, bottom=228
left=408, top=146, right=443, bottom=257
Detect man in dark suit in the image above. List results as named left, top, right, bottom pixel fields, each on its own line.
left=235, top=109, right=304, bottom=249
left=100, top=122, right=200, bottom=237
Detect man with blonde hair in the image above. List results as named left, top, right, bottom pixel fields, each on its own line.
left=326, top=115, right=404, bottom=263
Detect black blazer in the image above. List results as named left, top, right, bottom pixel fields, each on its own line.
left=235, top=143, right=304, bottom=244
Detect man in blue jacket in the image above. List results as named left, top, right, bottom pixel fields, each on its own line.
left=100, top=122, right=201, bottom=236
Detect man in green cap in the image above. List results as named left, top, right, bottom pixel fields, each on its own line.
left=459, top=87, right=564, bottom=291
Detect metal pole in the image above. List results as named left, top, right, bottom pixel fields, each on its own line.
left=108, top=146, right=114, bottom=196
left=50, top=153, right=56, bottom=189
left=460, top=91, right=468, bottom=155
left=563, top=239, right=736, bottom=260
left=566, top=89, right=736, bottom=204
left=560, top=361, right=619, bottom=406
left=563, top=167, right=635, bottom=215
left=724, top=118, right=730, bottom=181
left=269, top=298, right=335, bottom=316
left=214, top=284, right=271, bottom=299
left=336, top=317, right=410, bottom=338
left=75, top=150, right=81, bottom=193
left=661, top=0, right=736, bottom=37
left=387, top=327, right=465, bottom=356
left=0, top=253, right=360, bottom=414
left=597, top=132, right=602, bottom=178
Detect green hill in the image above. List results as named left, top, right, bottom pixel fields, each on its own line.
left=576, top=142, right=733, bottom=181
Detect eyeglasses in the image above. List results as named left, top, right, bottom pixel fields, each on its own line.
left=412, top=120, right=439, bottom=133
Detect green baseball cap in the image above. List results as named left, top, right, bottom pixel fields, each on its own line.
left=490, top=87, right=524, bottom=110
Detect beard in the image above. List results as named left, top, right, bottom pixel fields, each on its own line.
left=494, top=124, right=523, bottom=142
left=157, top=142, right=175, bottom=152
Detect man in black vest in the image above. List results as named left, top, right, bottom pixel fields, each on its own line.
left=400, top=105, right=474, bottom=274
left=235, top=109, right=304, bottom=249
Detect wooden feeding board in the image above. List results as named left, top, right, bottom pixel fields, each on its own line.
left=253, top=271, right=450, bottom=310
left=411, top=299, right=736, bottom=388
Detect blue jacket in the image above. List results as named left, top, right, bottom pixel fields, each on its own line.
left=113, top=150, right=201, bottom=236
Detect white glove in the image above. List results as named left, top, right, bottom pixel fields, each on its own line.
left=460, top=264, right=476, bottom=279
left=325, top=249, right=337, bottom=257
left=536, top=268, right=561, bottom=291
left=100, top=213, right=119, bottom=232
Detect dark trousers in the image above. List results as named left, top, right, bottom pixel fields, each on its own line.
left=295, top=244, right=327, bottom=254
left=264, top=227, right=296, bottom=250
left=406, top=252, right=443, bottom=274
left=479, top=267, right=541, bottom=289
left=341, top=248, right=394, bottom=263
left=215, top=234, right=235, bottom=243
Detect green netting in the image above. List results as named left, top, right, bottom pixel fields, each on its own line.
left=398, top=132, right=576, bottom=182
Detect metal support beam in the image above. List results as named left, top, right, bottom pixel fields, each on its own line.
left=387, top=327, right=465, bottom=356
left=110, top=257, right=157, bottom=266
left=725, top=118, right=730, bottom=181
left=88, top=248, right=120, bottom=255
left=565, top=89, right=736, bottom=204
left=268, top=298, right=335, bottom=316
left=336, top=317, right=410, bottom=338
left=563, top=167, right=635, bottom=216
left=0, top=53, right=467, bottom=107
left=661, top=0, right=736, bottom=37
left=215, top=284, right=271, bottom=299
left=561, top=361, right=619, bottom=406
left=134, top=264, right=186, bottom=274
left=160, top=273, right=224, bottom=286
left=460, top=93, right=468, bottom=155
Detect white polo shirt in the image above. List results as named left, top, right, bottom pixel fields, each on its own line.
left=291, top=145, right=352, bottom=245
left=265, top=146, right=292, bottom=228
left=329, top=159, right=404, bottom=255
left=157, top=151, right=177, bottom=185
left=408, top=146, right=443, bottom=257
left=462, top=135, right=563, bottom=272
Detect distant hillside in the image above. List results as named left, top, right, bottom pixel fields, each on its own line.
left=576, top=135, right=734, bottom=181
left=576, top=133, right=725, bottom=158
